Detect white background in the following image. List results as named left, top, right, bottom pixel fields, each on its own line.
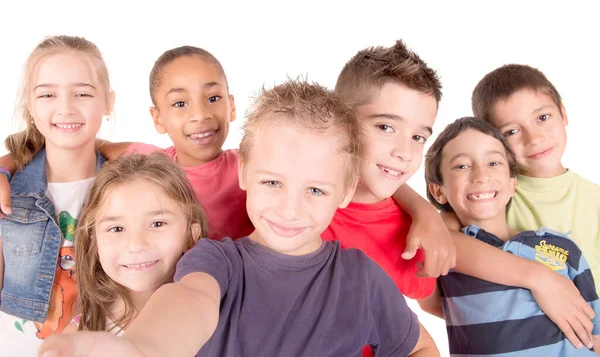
left=1, top=1, right=599, bottom=355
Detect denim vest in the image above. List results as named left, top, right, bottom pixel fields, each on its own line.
left=0, top=148, right=105, bottom=322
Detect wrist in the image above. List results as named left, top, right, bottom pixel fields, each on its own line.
left=523, top=261, right=550, bottom=290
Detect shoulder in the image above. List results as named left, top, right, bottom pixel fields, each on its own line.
left=336, top=245, right=391, bottom=282
left=175, top=238, right=243, bottom=290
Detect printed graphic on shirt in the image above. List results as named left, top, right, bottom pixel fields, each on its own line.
left=26, top=211, right=78, bottom=339
left=535, top=239, right=568, bottom=271
left=59, top=211, right=77, bottom=242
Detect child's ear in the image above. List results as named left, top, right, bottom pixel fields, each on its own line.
left=560, top=104, right=569, bottom=126
left=238, top=155, right=247, bottom=191
left=428, top=183, right=448, bottom=205
left=338, top=177, right=359, bottom=209
left=229, top=95, right=237, bottom=123
left=104, top=90, right=116, bottom=115
left=150, top=106, right=167, bottom=134
left=191, top=223, right=203, bottom=243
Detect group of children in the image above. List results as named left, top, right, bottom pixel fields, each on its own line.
left=0, top=34, right=597, bottom=357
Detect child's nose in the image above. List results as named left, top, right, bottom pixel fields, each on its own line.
left=472, top=166, right=491, bottom=183
left=391, top=140, right=413, bottom=162
left=189, top=103, right=211, bottom=122
left=280, top=191, right=303, bottom=221
left=524, top=127, right=544, bottom=146
left=58, top=96, right=76, bottom=117
left=126, top=233, right=150, bottom=253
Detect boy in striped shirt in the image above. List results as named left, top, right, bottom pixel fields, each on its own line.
left=420, top=116, right=600, bottom=356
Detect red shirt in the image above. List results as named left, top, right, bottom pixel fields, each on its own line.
left=323, top=198, right=435, bottom=299
left=126, top=143, right=254, bottom=240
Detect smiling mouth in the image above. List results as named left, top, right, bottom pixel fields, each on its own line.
left=54, top=123, right=83, bottom=129
left=527, top=146, right=554, bottom=159
left=267, top=219, right=307, bottom=237
left=188, top=130, right=217, bottom=139
left=467, top=191, right=498, bottom=201
left=121, top=260, right=159, bottom=269
left=377, top=164, right=404, bottom=179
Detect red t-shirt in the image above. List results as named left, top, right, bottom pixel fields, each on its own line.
left=322, top=198, right=435, bottom=300
left=126, top=143, right=254, bottom=240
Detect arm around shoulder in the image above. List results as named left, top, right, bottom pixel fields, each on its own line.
left=96, top=139, right=133, bottom=160
left=391, top=184, right=456, bottom=278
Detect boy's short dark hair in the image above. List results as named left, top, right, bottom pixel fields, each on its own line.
left=424, top=117, right=519, bottom=212
left=149, top=46, right=227, bottom=106
left=334, top=40, right=442, bottom=109
left=472, top=64, right=562, bottom=122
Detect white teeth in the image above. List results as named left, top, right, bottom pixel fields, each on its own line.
left=123, top=260, right=158, bottom=269
left=382, top=167, right=401, bottom=176
left=189, top=131, right=214, bottom=139
left=467, top=192, right=496, bottom=201
left=55, top=123, right=82, bottom=129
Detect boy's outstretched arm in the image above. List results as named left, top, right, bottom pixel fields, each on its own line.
left=0, top=154, right=17, bottom=217
left=95, top=139, right=132, bottom=160
left=39, top=272, right=221, bottom=357
left=392, top=184, right=456, bottom=277
left=448, top=216, right=595, bottom=350
left=408, top=323, right=440, bottom=357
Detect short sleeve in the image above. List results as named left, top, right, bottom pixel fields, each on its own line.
left=174, top=238, right=239, bottom=299
left=367, top=260, right=420, bottom=356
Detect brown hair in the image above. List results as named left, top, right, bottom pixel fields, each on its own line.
left=76, top=153, right=207, bottom=332
left=239, top=78, right=363, bottom=187
left=334, top=40, right=442, bottom=109
left=149, top=45, right=228, bottom=106
left=5, top=35, right=112, bottom=170
left=424, top=117, right=518, bottom=212
left=472, top=64, right=562, bottom=123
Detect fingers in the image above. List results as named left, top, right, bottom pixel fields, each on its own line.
left=556, top=319, right=584, bottom=350
left=568, top=314, right=593, bottom=349
left=401, top=237, right=420, bottom=261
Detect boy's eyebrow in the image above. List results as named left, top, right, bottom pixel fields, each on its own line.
left=33, top=82, right=96, bottom=91
left=97, top=210, right=174, bottom=224
left=368, top=113, right=433, bottom=135
left=165, top=82, right=223, bottom=98
left=531, top=105, right=554, bottom=114
left=256, top=170, right=336, bottom=188
left=449, top=150, right=505, bottom=163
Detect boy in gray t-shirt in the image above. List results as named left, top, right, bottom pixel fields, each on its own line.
left=39, top=80, right=439, bottom=357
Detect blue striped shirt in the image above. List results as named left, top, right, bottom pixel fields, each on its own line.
left=440, top=225, right=600, bottom=356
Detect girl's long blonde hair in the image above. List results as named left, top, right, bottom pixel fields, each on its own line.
left=6, top=35, right=112, bottom=170
left=76, top=152, right=207, bottom=332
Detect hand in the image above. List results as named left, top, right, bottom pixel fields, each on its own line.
left=0, top=173, right=11, bottom=218
left=39, top=332, right=146, bottom=357
left=403, top=210, right=456, bottom=278
left=531, top=268, right=595, bottom=350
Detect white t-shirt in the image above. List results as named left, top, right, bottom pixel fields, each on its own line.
left=0, top=177, right=94, bottom=356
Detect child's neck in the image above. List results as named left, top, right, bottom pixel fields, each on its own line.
left=45, top=141, right=97, bottom=183
left=521, top=164, right=567, bottom=179
left=248, top=230, right=323, bottom=256
left=351, top=184, right=386, bottom=204
left=458, top=213, right=516, bottom=242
